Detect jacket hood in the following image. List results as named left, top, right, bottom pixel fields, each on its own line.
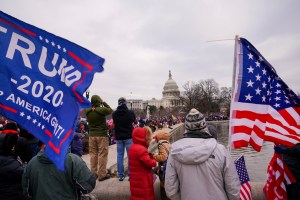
left=156, top=130, right=170, bottom=141
left=73, top=132, right=80, bottom=141
left=171, top=138, right=217, bottom=165
left=115, top=104, right=129, bottom=116
left=132, top=127, right=148, bottom=147
left=91, top=95, right=101, bottom=107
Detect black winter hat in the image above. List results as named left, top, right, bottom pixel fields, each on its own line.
left=118, top=97, right=126, bottom=106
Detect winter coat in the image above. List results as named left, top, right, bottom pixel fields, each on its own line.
left=112, top=104, right=136, bottom=140
left=22, top=149, right=97, bottom=200
left=85, top=95, right=112, bottom=137
left=153, top=130, right=170, bottom=163
left=281, top=143, right=300, bottom=198
left=129, top=127, right=157, bottom=200
left=165, top=133, right=240, bottom=200
left=0, top=155, right=26, bottom=200
left=0, top=133, right=26, bottom=200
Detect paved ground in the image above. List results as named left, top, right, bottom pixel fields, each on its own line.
left=82, top=144, right=160, bottom=200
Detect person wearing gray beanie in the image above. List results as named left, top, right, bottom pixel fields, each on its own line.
left=165, top=108, right=240, bottom=200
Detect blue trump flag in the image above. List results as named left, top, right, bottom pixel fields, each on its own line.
left=0, top=11, right=105, bottom=170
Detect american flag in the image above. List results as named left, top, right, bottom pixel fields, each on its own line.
left=234, top=155, right=252, bottom=200
left=230, top=37, right=300, bottom=151
left=263, top=153, right=296, bottom=200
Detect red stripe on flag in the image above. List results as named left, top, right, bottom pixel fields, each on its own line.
left=71, top=71, right=88, bottom=103
left=44, top=129, right=53, bottom=138
left=279, top=109, right=300, bottom=128
left=294, top=107, right=300, bottom=116
left=264, top=153, right=296, bottom=200
left=241, top=181, right=252, bottom=200
left=0, top=103, right=17, bottom=113
left=232, top=108, right=300, bottom=150
left=68, top=51, right=94, bottom=103
left=0, top=18, right=36, bottom=36
left=68, top=51, right=93, bottom=71
left=48, top=129, right=73, bottom=154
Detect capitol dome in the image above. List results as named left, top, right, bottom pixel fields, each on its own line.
left=162, top=70, right=180, bottom=98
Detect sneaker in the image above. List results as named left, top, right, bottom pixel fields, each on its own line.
left=119, top=176, right=125, bottom=181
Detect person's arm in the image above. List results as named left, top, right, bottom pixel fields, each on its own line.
left=284, top=143, right=300, bottom=156
left=71, top=155, right=97, bottom=194
left=95, top=101, right=113, bottom=115
left=164, top=154, right=181, bottom=200
left=223, top=149, right=241, bottom=200
left=22, top=162, right=33, bottom=199
left=153, top=143, right=169, bottom=163
left=139, top=149, right=157, bottom=169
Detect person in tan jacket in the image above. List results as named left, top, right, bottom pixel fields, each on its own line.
left=153, top=129, right=171, bottom=200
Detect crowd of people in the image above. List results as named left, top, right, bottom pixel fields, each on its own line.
left=0, top=116, right=97, bottom=200
left=11, top=94, right=300, bottom=199
left=0, top=97, right=240, bottom=200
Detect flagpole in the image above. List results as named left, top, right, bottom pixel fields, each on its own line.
left=228, top=35, right=240, bottom=153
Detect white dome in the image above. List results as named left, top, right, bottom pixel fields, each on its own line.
left=162, top=71, right=180, bottom=97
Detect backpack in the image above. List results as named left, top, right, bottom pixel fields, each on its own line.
left=157, top=141, right=169, bottom=182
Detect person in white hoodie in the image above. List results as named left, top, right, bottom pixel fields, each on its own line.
left=164, top=108, right=240, bottom=200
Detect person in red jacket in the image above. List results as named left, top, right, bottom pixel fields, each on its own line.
left=129, top=126, right=157, bottom=200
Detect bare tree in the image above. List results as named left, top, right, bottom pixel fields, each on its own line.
left=197, top=79, right=220, bottom=113
left=179, top=79, right=220, bottom=114
left=218, top=87, right=232, bottom=113
left=178, top=81, right=202, bottom=112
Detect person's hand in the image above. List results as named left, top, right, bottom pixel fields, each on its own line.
left=274, top=145, right=287, bottom=154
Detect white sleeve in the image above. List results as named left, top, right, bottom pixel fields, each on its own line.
left=164, top=154, right=181, bottom=200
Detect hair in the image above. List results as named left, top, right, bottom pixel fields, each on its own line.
left=143, top=126, right=153, bottom=145
left=0, top=133, right=18, bottom=155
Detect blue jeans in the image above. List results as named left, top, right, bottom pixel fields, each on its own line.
left=116, top=139, right=132, bottom=178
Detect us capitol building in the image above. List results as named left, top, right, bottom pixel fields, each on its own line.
left=126, top=70, right=181, bottom=110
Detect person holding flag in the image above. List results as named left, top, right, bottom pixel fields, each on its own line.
left=22, top=146, right=97, bottom=200
left=274, top=144, right=300, bottom=199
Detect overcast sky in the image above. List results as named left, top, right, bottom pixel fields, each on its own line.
left=1, top=0, right=300, bottom=109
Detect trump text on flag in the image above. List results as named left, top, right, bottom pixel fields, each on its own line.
left=0, top=11, right=104, bottom=170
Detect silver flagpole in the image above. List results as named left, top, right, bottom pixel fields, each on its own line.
left=228, top=35, right=240, bottom=153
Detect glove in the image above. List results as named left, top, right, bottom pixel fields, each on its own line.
left=274, top=145, right=287, bottom=154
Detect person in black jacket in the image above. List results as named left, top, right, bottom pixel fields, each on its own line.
left=0, top=133, right=26, bottom=200
left=275, top=144, right=300, bottom=199
left=112, top=97, right=136, bottom=181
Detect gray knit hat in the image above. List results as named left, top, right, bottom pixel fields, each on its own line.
left=185, top=108, right=207, bottom=131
